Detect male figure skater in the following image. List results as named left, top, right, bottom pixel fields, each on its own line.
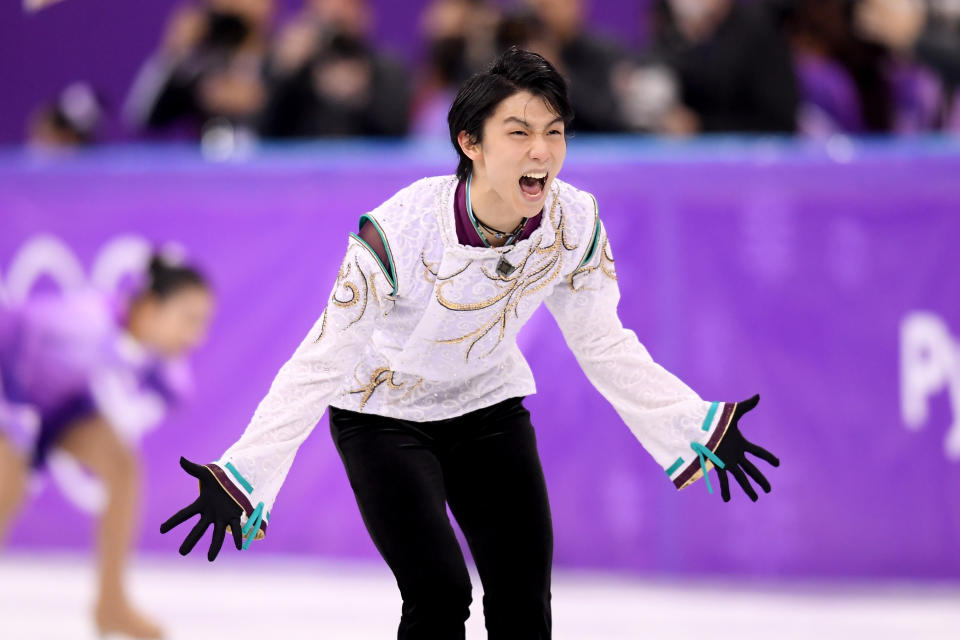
left=162, top=47, right=779, bottom=639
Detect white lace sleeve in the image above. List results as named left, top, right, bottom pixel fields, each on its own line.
left=544, top=218, right=736, bottom=490
left=208, top=235, right=393, bottom=540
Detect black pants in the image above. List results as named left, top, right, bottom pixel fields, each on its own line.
left=330, top=397, right=553, bottom=640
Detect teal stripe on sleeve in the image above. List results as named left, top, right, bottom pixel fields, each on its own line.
left=242, top=502, right=265, bottom=550
left=701, top=402, right=719, bottom=432
left=665, top=457, right=685, bottom=476
left=224, top=462, right=253, bottom=493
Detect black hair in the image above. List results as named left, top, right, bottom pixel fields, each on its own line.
left=448, top=46, right=573, bottom=182
left=144, top=253, right=209, bottom=300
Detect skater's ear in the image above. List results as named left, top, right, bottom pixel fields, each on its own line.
left=457, top=130, right=481, bottom=161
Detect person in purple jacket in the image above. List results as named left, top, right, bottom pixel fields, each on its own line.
left=0, top=255, right=213, bottom=640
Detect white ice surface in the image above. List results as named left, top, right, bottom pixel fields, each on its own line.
left=0, top=553, right=958, bottom=639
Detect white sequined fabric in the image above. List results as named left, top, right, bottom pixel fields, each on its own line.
left=216, top=176, right=725, bottom=527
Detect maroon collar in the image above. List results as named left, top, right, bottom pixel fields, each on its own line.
left=453, top=179, right=543, bottom=247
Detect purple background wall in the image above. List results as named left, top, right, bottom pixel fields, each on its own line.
left=1, top=137, right=959, bottom=580
left=0, top=0, right=648, bottom=145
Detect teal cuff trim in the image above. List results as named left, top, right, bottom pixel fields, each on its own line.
left=357, top=214, right=398, bottom=296
left=224, top=462, right=253, bottom=493
left=701, top=402, right=720, bottom=432
left=690, top=442, right=725, bottom=495
left=665, top=457, right=685, bottom=476
left=575, top=204, right=601, bottom=272
left=242, top=501, right=265, bottom=550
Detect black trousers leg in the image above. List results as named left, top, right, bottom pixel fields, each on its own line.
left=330, top=409, right=472, bottom=640
left=330, top=397, right=553, bottom=640
left=442, top=398, right=553, bottom=640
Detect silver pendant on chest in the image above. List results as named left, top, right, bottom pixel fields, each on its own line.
left=496, top=253, right=516, bottom=277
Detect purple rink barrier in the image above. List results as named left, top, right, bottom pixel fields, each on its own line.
left=1, top=136, right=959, bottom=580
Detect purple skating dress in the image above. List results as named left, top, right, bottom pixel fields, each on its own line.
left=0, top=289, right=190, bottom=468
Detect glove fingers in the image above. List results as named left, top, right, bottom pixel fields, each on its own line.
left=160, top=499, right=201, bottom=534
left=179, top=456, right=207, bottom=479
left=740, top=458, right=771, bottom=494
left=717, top=467, right=731, bottom=503
left=179, top=516, right=212, bottom=556
left=208, top=521, right=227, bottom=562
left=734, top=394, right=760, bottom=420
left=230, top=518, right=243, bottom=551
left=743, top=440, right=780, bottom=467
left=730, top=465, right=758, bottom=502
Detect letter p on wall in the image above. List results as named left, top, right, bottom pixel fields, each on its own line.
left=900, top=312, right=960, bottom=460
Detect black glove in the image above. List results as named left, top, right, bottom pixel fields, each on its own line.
left=159, top=456, right=244, bottom=561
left=712, top=394, right=780, bottom=503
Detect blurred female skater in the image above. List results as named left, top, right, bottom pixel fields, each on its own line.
left=162, top=48, right=779, bottom=639
left=0, top=255, right=213, bottom=639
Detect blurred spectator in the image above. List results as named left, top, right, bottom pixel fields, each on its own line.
left=647, top=0, right=798, bottom=135
left=789, top=0, right=892, bottom=134
left=27, top=83, right=104, bottom=148
left=856, top=0, right=960, bottom=82
left=516, top=0, right=632, bottom=132
left=411, top=0, right=499, bottom=137
left=855, top=0, right=960, bottom=129
left=124, top=0, right=273, bottom=139
left=789, top=0, right=943, bottom=135
left=422, top=0, right=499, bottom=88
left=258, top=0, right=410, bottom=138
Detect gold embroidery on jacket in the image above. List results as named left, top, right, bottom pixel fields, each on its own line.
left=332, top=262, right=358, bottom=307
left=314, top=309, right=328, bottom=343
left=434, top=196, right=574, bottom=361
left=348, top=367, right=424, bottom=411
left=345, top=257, right=369, bottom=328
left=567, top=237, right=616, bottom=291
left=398, top=377, right=424, bottom=401
left=421, top=254, right=438, bottom=283
left=317, top=253, right=380, bottom=342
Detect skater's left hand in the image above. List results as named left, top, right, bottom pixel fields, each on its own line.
left=712, top=394, right=780, bottom=502
left=159, top=456, right=244, bottom=561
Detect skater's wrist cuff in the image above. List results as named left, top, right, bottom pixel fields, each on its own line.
left=206, top=462, right=269, bottom=540
left=666, top=402, right=735, bottom=491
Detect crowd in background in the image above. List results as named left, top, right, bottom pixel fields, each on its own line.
left=28, top=0, right=960, bottom=147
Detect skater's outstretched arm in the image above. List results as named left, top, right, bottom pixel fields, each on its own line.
left=545, top=215, right=779, bottom=499
left=161, top=234, right=394, bottom=556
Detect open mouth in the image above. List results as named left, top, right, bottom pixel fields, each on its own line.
left=519, top=171, right=548, bottom=199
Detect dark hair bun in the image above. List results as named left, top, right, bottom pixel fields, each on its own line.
left=145, top=251, right=208, bottom=299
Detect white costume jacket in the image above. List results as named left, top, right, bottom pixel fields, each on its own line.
left=205, top=176, right=737, bottom=540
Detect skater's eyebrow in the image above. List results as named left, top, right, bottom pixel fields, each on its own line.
left=502, top=116, right=563, bottom=129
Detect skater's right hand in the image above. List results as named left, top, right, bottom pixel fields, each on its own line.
left=712, top=395, right=780, bottom=503
left=160, top=456, right=244, bottom=561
